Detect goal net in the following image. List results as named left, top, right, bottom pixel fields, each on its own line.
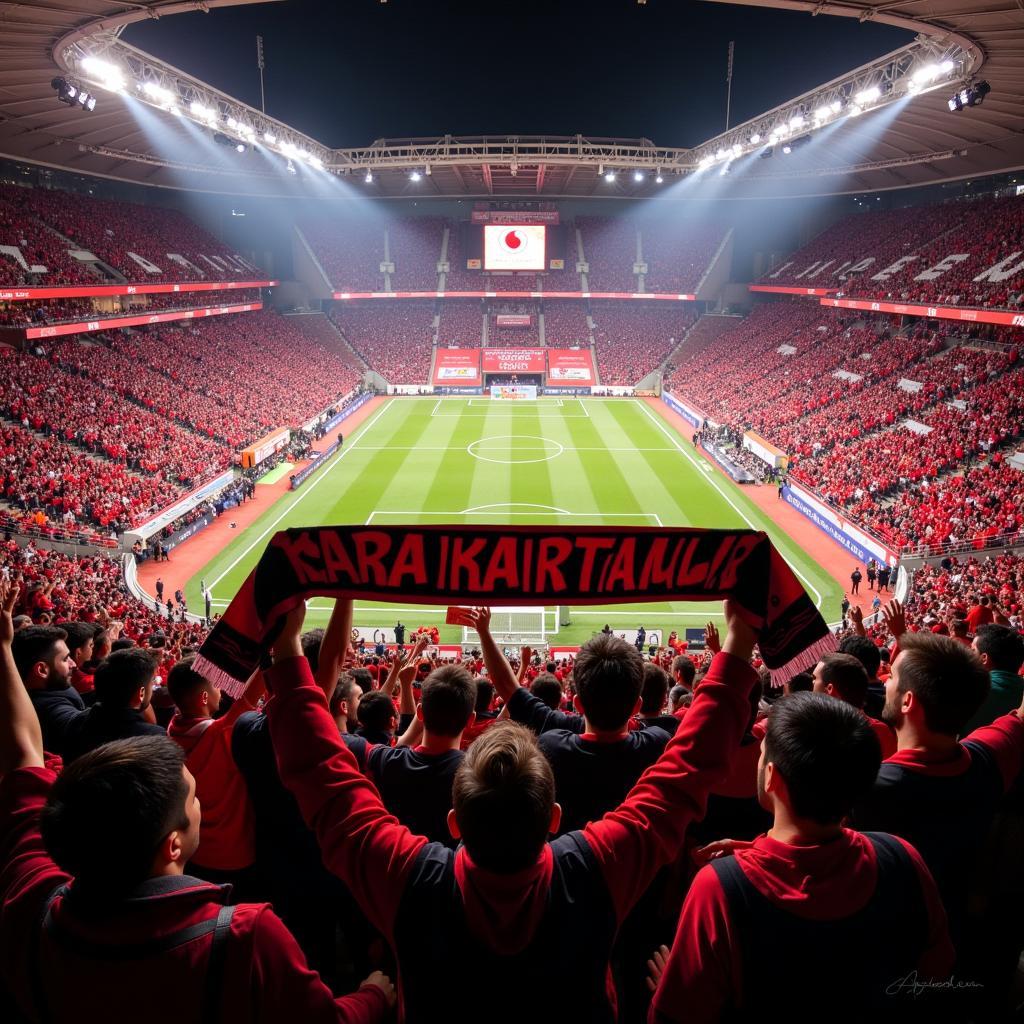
left=461, top=606, right=554, bottom=646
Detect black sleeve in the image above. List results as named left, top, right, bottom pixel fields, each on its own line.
left=507, top=687, right=584, bottom=735
left=398, top=712, right=414, bottom=736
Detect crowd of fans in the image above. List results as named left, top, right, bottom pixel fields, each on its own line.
left=593, top=304, right=698, bottom=385
left=542, top=301, right=590, bottom=347
left=487, top=304, right=540, bottom=347
left=388, top=217, right=444, bottom=291
left=329, top=301, right=435, bottom=382
left=762, top=195, right=1024, bottom=309
left=578, top=215, right=639, bottom=292
left=640, top=220, right=728, bottom=294
left=436, top=301, right=484, bottom=347
left=0, top=184, right=259, bottom=284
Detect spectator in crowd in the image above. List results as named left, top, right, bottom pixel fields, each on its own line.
left=638, top=663, right=679, bottom=735
left=812, top=651, right=897, bottom=759
left=12, top=626, right=82, bottom=752
left=964, top=623, right=1024, bottom=733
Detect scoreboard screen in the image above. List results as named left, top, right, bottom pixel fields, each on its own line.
left=483, top=224, right=546, bottom=271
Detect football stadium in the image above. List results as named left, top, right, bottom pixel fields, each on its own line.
left=1, top=1, right=1023, bottom=1021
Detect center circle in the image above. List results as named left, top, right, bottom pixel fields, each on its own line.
left=467, top=435, right=564, bottom=465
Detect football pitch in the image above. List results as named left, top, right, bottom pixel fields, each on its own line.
left=185, top=397, right=843, bottom=644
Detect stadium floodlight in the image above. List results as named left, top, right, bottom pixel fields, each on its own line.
left=410, top=170, right=422, bottom=181
left=365, top=171, right=373, bottom=183
left=782, top=144, right=792, bottom=154
left=84, top=95, right=97, bottom=112
left=789, top=114, right=805, bottom=129
left=310, top=155, right=324, bottom=169
left=749, top=133, right=761, bottom=144
left=142, top=82, right=175, bottom=108
left=190, top=101, right=216, bottom=123
left=51, top=77, right=77, bottom=106
left=715, top=148, right=727, bottom=160
left=847, top=103, right=863, bottom=118
left=814, top=105, right=833, bottom=122
left=286, top=160, right=296, bottom=174
left=81, top=56, right=125, bottom=92
left=655, top=173, right=663, bottom=183
left=698, top=154, right=714, bottom=170
left=235, top=143, right=245, bottom=153
left=949, top=80, right=991, bottom=111
left=604, top=170, right=616, bottom=182
left=633, top=170, right=644, bottom=182
left=854, top=85, right=881, bottom=106
left=263, top=131, right=277, bottom=144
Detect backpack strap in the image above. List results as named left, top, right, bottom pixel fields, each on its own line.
left=200, top=904, right=236, bottom=1024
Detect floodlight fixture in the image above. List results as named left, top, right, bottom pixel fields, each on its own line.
left=633, top=170, right=644, bottom=182
left=604, top=170, right=616, bottom=182
left=410, top=170, right=422, bottom=181
left=750, top=133, right=761, bottom=144
left=655, top=173, right=663, bottom=183
left=854, top=86, right=881, bottom=106
left=81, top=56, right=125, bottom=92
left=235, top=143, right=246, bottom=153
left=782, top=144, right=792, bottom=155
left=190, top=101, right=216, bottom=123
left=790, top=114, right=805, bottom=129
left=365, top=171, right=373, bottom=183
left=263, top=132, right=277, bottom=144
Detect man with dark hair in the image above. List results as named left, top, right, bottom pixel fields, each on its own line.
left=460, top=678, right=500, bottom=749
left=812, top=652, right=896, bottom=758
left=838, top=633, right=884, bottom=718
left=672, top=654, right=696, bottom=694
left=650, top=693, right=953, bottom=1022
left=53, top=648, right=166, bottom=763
left=57, top=621, right=96, bottom=698
left=529, top=671, right=563, bottom=711
left=0, top=582, right=395, bottom=1021
left=12, top=626, right=82, bottom=752
left=854, top=631, right=1024, bottom=954
left=965, top=623, right=1024, bottom=732
left=265, top=597, right=759, bottom=1020
left=355, top=690, right=398, bottom=746
left=638, top=663, right=678, bottom=735
left=364, top=664, right=476, bottom=846
left=966, top=594, right=995, bottom=633
left=329, top=674, right=363, bottom=734
left=167, top=655, right=264, bottom=887
left=850, top=566, right=862, bottom=595
left=497, top=629, right=671, bottom=834
left=667, top=684, right=690, bottom=714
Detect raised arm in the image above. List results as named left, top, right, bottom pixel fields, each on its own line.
left=315, top=598, right=353, bottom=699
left=219, top=669, right=267, bottom=730
left=582, top=600, right=758, bottom=922
left=464, top=607, right=519, bottom=702
left=266, top=605, right=427, bottom=941
left=0, top=582, right=43, bottom=774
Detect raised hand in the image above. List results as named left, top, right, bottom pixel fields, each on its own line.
left=704, top=620, right=721, bottom=654
left=881, top=598, right=907, bottom=640
left=722, top=599, right=758, bottom=662
left=848, top=605, right=866, bottom=636
left=464, top=606, right=492, bottom=635
left=272, top=602, right=307, bottom=660
left=359, top=970, right=396, bottom=1007
left=0, top=580, right=20, bottom=646
left=645, top=944, right=671, bottom=995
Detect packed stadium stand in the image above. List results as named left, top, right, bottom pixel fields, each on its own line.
left=640, top=220, right=728, bottom=294
left=487, top=304, right=540, bottom=347
left=436, top=300, right=484, bottom=346
left=328, top=301, right=435, bottom=382
left=542, top=301, right=590, bottom=347
left=577, top=216, right=638, bottom=292
left=593, top=303, right=699, bottom=385
left=387, top=217, right=443, bottom=290
left=761, top=195, right=1024, bottom=309
left=0, top=184, right=260, bottom=284
left=299, top=215, right=384, bottom=291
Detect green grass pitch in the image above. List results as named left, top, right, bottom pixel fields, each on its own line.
left=186, top=397, right=843, bottom=644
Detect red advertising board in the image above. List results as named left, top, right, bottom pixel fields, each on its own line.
left=495, top=314, right=532, bottom=327
left=546, top=349, right=596, bottom=386
left=748, top=285, right=835, bottom=297
left=0, top=280, right=276, bottom=302
left=820, top=297, right=1024, bottom=329
left=333, top=291, right=696, bottom=301
left=481, top=348, right=546, bottom=373
left=20, top=302, right=262, bottom=340
left=433, top=348, right=482, bottom=386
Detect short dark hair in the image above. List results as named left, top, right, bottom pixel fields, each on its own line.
left=975, top=624, right=1024, bottom=674
left=895, top=633, right=990, bottom=736
left=94, top=648, right=158, bottom=707
left=58, top=621, right=95, bottom=655
left=764, top=693, right=881, bottom=825
left=672, top=655, right=695, bottom=688
left=110, top=638, right=136, bottom=652
left=166, top=655, right=208, bottom=709
left=818, top=652, right=869, bottom=708
left=421, top=665, right=475, bottom=737
left=784, top=671, right=814, bottom=694
left=350, top=668, right=373, bottom=694
left=473, top=678, right=495, bottom=714
left=452, top=722, right=553, bottom=873
left=357, top=690, right=396, bottom=734
left=12, top=626, right=67, bottom=682
left=301, top=628, right=325, bottom=674
left=529, top=673, right=563, bottom=710
left=640, top=663, right=670, bottom=715
left=668, top=684, right=688, bottom=712
left=41, top=735, right=189, bottom=891
left=573, top=633, right=644, bottom=731
left=838, top=635, right=881, bottom=679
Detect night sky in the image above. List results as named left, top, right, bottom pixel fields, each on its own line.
left=124, top=0, right=911, bottom=150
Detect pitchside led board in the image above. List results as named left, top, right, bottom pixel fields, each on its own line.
left=483, top=225, right=547, bottom=272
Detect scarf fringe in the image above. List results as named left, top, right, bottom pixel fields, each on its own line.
left=767, top=633, right=838, bottom=690
left=192, top=654, right=250, bottom=699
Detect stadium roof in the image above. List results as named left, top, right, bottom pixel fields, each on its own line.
left=0, top=0, right=1021, bottom=199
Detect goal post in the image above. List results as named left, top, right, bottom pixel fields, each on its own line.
left=461, top=606, right=557, bottom=646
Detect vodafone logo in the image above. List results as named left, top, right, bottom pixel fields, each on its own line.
left=500, top=230, right=527, bottom=253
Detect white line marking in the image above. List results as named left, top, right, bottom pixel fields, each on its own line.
left=351, top=446, right=677, bottom=452
left=431, top=396, right=443, bottom=416
left=637, top=401, right=824, bottom=610
left=208, top=399, right=396, bottom=593
left=366, top=511, right=662, bottom=519
left=463, top=503, right=571, bottom=514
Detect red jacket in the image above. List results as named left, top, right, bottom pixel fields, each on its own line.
left=650, top=829, right=953, bottom=1023
left=0, top=766, right=390, bottom=1023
